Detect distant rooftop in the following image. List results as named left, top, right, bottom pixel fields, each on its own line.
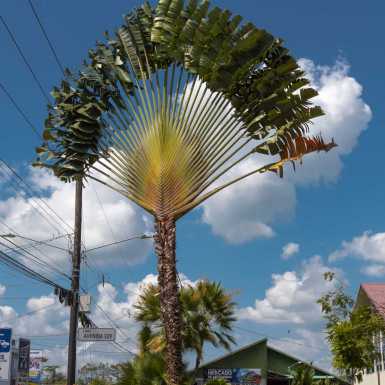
left=357, top=283, right=385, bottom=317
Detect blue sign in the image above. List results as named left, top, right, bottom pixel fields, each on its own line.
left=0, top=329, right=12, bottom=353
left=204, top=368, right=262, bottom=385
left=0, top=328, right=12, bottom=381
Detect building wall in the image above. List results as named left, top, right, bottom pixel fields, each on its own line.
left=359, top=371, right=385, bottom=385
left=267, top=349, right=297, bottom=376
left=196, top=340, right=268, bottom=385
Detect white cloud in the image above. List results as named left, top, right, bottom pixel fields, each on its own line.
left=329, top=231, right=385, bottom=263
left=202, top=159, right=295, bottom=244
left=281, top=242, right=300, bottom=260
left=0, top=167, right=153, bottom=272
left=0, top=293, right=68, bottom=337
left=361, top=264, right=385, bottom=277
left=0, top=273, right=197, bottom=371
left=201, top=58, right=371, bottom=244
left=291, top=58, right=372, bottom=184
left=269, top=328, right=332, bottom=371
left=239, top=256, right=336, bottom=324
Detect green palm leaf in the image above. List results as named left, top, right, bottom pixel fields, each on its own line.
left=34, top=2, right=335, bottom=384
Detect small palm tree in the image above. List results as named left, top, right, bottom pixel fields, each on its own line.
left=290, top=364, right=315, bottom=385
left=117, top=352, right=167, bottom=385
left=135, top=280, right=236, bottom=372
left=35, top=1, right=335, bottom=383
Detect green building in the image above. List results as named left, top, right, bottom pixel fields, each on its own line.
left=196, top=338, right=348, bottom=385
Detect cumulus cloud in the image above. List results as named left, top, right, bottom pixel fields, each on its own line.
left=0, top=167, right=153, bottom=273
left=0, top=292, right=68, bottom=337
left=292, top=58, right=372, bottom=184
left=201, top=58, right=371, bottom=244
left=202, top=159, right=295, bottom=244
left=329, top=231, right=385, bottom=276
left=281, top=242, right=300, bottom=260
left=0, top=273, right=197, bottom=370
left=329, top=231, right=385, bottom=263
left=361, top=264, right=385, bottom=277
left=269, top=328, right=332, bottom=370
left=239, top=256, right=336, bottom=324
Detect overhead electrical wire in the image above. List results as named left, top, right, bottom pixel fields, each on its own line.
left=0, top=221, right=72, bottom=282
left=0, top=159, right=73, bottom=233
left=0, top=237, right=71, bottom=282
left=6, top=234, right=69, bottom=252
left=0, top=168, right=65, bottom=235
left=0, top=248, right=67, bottom=289
left=86, top=313, right=136, bottom=356
left=27, top=0, right=66, bottom=76
left=233, top=325, right=330, bottom=354
left=0, top=302, right=58, bottom=325
left=0, top=82, right=41, bottom=139
left=0, top=15, right=51, bottom=103
left=1, top=233, right=72, bottom=255
left=86, top=234, right=153, bottom=253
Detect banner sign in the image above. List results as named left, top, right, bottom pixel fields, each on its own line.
left=29, top=350, right=43, bottom=383
left=18, top=338, right=31, bottom=376
left=78, top=328, right=116, bottom=342
left=0, top=328, right=12, bottom=381
left=204, top=368, right=262, bottom=385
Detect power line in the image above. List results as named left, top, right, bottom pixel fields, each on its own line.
left=7, top=234, right=69, bottom=252
left=0, top=302, right=58, bottom=324
left=86, top=313, right=136, bottom=356
left=0, top=159, right=73, bottom=233
left=1, top=233, right=72, bottom=255
left=0, top=167, right=64, bottom=235
left=0, top=236, right=71, bottom=281
left=0, top=219, right=72, bottom=282
left=234, top=325, right=330, bottom=354
left=86, top=234, right=153, bottom=253
left=27, top=0, right=65, bottom=76
left=0, top=15, right=51, bottom=103
left=0, top=247, right=68, bottom=289
left=0, top=82, right=41, bottom=139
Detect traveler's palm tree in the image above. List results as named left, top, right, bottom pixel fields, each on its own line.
left=135, top=281, right=236, bottom=372
left=35, top=1, right=335, bottom=383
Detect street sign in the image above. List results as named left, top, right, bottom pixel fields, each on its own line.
left=0, top=328, right=12, bottom=381
left=77, top=328, right=116, bottom=342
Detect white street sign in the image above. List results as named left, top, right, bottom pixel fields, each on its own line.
left=77, top=328, right=116, bottom=342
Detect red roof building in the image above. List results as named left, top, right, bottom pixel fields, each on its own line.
left=355, top=283, right=385, bottom=318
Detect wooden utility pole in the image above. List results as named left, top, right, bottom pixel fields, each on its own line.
left=67, top=178, right=83, bottom=385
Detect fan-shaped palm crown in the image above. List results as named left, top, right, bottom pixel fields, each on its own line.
left=35, top=2, right=336, bottom=384
left=36, top=0, right=335, bottom=220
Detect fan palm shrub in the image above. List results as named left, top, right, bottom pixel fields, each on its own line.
left=290, top=363, right=315, bottom=385
left=35, top=1, right=336, bottom=383
left=135, top=280, right=236, bottom=373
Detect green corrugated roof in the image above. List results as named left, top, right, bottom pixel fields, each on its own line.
left=198, top=338, right=350, bottom=385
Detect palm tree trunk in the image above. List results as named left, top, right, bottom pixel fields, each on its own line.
left=154, top=216, right=183, bottom=385
left=192, top=355, right=201, bottom=380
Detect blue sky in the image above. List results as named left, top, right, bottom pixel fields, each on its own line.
left=1, top=0, right=384, bottom=371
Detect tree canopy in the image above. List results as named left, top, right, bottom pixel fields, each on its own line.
left=134, top=280, right=236, bottom=370
left=318, top=273, right=385, bottom=382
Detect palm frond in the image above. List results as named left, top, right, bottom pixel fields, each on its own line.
left=35, top=0, right=333, bottom=220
